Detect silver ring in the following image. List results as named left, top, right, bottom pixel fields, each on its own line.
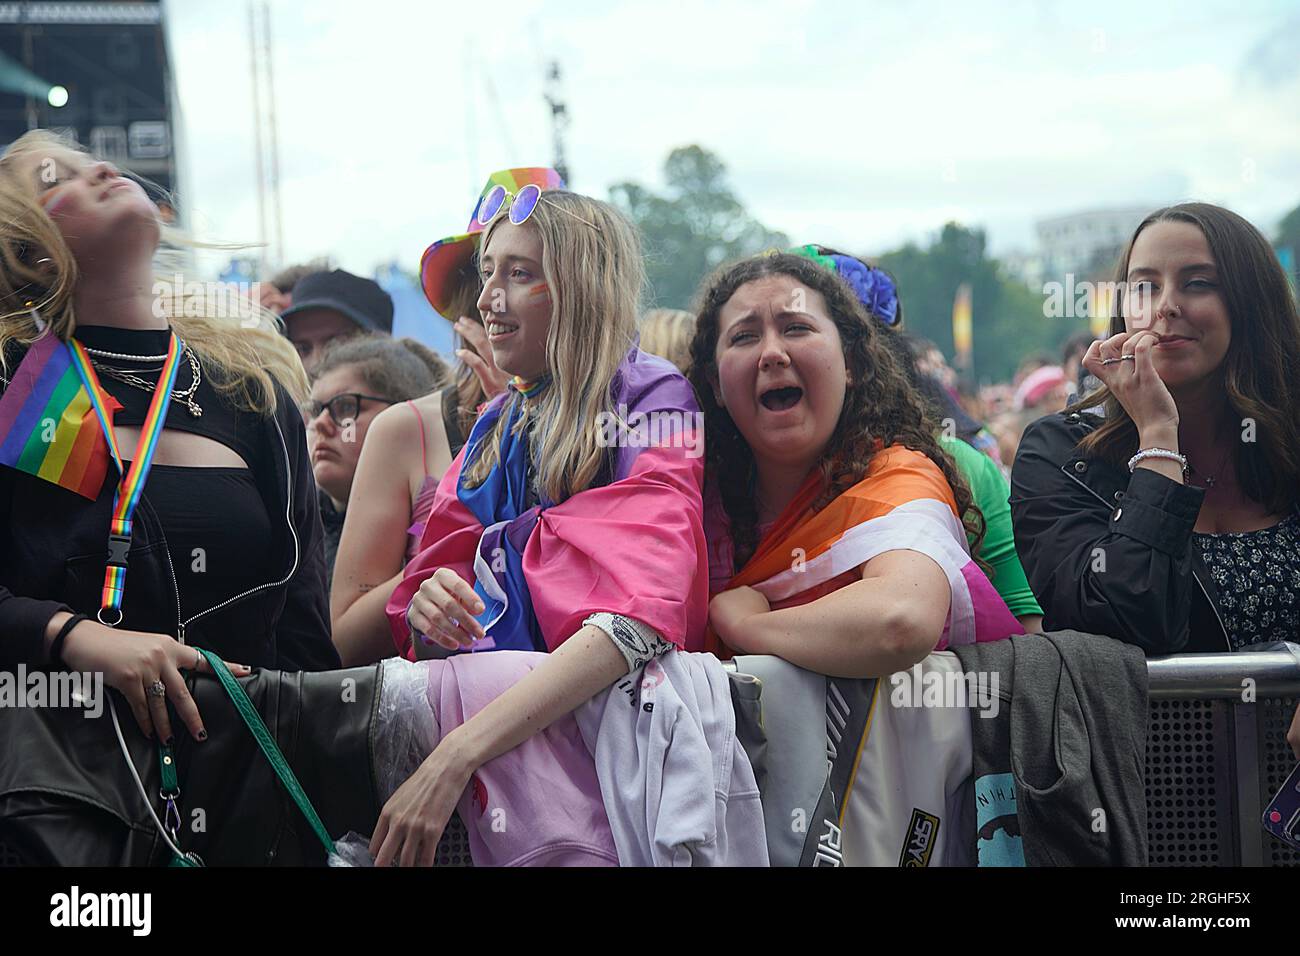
left=147, top=679, right=167, bottom=698
left=1121, top=354, right=1136, bottom=361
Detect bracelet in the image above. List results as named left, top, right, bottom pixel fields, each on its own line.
left=48, top=613, right=90, bottom=670
left=1128, top=447, right=1188, bottom=479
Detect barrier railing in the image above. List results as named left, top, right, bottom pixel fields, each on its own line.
left=4, top=650, right=1294, bottom=867
left=718, top=649, right=1299, bottom=866
left=1145, top=650, right=1298, bottom=866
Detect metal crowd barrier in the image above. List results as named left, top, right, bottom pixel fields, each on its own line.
left=4, top=652, right=1297, bottom=867
left=441, top=650, right=1300, bottom=867
left=713, top=650, right=1300, bottom=867
left=1146, top=650, right=1299, bottom=866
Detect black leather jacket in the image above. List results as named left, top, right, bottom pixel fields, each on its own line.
left=0, top=370, right=339, bottom=672
left=1010, top=410, right=1231, bottom=654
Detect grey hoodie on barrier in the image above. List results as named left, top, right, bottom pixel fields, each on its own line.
left=951, top=630, right=1149, bottom=866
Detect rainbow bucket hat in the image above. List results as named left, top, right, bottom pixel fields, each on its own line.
left=419, top=167, right=565, bottom=317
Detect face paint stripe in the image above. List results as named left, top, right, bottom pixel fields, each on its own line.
left=38, top=187, right=69, bottom=216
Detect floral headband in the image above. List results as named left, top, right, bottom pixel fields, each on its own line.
left=786, top=244, right=901, bottom=327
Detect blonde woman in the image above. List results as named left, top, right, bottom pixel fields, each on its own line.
left=638, top=307, right=695, bottom=373
left=328, top=171, right=554, bottom=667
left=0, top=131, right=338, bottom=750
left=372, top=187, right=709, bottom=866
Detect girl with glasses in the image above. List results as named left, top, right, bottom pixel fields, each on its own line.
left=300, top=336, right=447, bottom=593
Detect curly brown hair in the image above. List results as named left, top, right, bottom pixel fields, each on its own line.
left=687, top=253, right=986, bottom=572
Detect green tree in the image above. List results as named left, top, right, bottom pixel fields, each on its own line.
left=877, top=222, right=1073, bottom=382
left=610, top=146, right=789, bottom=310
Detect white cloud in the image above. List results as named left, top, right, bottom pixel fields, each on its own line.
left=166, top=0, right=1300, bottom=279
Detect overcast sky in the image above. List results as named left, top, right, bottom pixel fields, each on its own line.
left=167, top=0, right=1300, bottom=279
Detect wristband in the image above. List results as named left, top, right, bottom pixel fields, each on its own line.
left=48, top=613, right=90, bottom=670
left=1128, top=447, right=1188, bottom=480
left=405, top=596, right=431, bottom=646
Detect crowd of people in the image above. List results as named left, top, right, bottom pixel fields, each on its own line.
left=1, top=131, right=1298, bottom=867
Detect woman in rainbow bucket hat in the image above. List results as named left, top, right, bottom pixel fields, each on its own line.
left=332, top=169, right=566, bottom=667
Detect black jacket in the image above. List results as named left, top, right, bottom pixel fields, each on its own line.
left=1010, top=410, right=1230, bottom=654
left=0, top=366, right=339, bottom=672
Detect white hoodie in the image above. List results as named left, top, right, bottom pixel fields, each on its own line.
left=575, top=650, right=770, bottom=867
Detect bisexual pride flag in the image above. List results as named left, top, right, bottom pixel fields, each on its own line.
left=0, top=334, right=118, bottom=499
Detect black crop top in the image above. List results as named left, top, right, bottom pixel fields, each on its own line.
left=72, top=325, right=275, bottom=624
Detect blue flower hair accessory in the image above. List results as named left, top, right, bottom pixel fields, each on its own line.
left=828, top=254, right=899, bottom=326
left=787, top=244, right=901, bottom=327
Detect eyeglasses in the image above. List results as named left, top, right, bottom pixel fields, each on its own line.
left=475, top=183, right=600, bottom=231
left=300, top=392, right=393, bottom=426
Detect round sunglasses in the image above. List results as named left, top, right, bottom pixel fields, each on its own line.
left=475, top=183, right=600, bottom=231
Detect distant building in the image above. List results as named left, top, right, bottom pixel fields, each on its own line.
left=999, top=249, right=1046, bottom=290
left=1035, top=206, right=1153, bottom=283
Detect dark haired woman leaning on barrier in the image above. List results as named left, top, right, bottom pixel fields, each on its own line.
left=1006, top=203, right=1300, bottom=751
left=690, top=252, right=1022, bottom=671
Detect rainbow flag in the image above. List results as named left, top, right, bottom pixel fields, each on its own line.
left=0, top=334, right=119, bottom=499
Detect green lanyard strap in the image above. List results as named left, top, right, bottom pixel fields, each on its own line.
left=195, top=649, right=336, bottom=857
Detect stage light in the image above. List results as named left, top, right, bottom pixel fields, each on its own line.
left=47, top=85, right=68, bottom=108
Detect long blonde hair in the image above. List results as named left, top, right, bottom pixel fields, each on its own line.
left=462, top=190, right=643, bottom=502
left=0, top=130, right=308, bottom=413
left=638, top=308, right=695, bottom=373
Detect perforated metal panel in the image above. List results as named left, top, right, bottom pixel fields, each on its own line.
left=1260, top=695, right=1300, bottom=867
left=1145, top=698, right=1235, bottom=865
left=433, top=812, right=473, bottom=867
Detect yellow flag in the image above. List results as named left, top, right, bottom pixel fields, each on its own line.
left=952, top=283, right=972, bottom=366
left=1090, top=282, right=1112, bottom=337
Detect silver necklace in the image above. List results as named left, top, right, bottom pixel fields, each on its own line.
left=83, top=346, right=170, bottom=362
left=90, top=347, right=204, bottom=417
left=1190, top=446, right=1232, bottom=489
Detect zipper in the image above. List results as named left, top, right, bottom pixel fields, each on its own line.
left=1060, top=462, right=1231, bottom=651
left=157, top=521, right=184, bottom=642
left=151, top=416, right=301, bottom=641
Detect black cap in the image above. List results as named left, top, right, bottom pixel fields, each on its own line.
left=281, top=269, right=394, bottom=334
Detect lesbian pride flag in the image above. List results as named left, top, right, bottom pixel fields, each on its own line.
left=0, top=334, right=118, bottom=499
left=706, top=444, right=1024, bottom=657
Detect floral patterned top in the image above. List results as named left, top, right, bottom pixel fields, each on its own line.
left=1192, top=511, right=1300, bottom=649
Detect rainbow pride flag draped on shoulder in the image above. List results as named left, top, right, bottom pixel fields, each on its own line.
left=704, top=445, right=1023, bottom=657
left=0, top=333, right=119, bottom=499
left=387, top=346, right=709, bottom=658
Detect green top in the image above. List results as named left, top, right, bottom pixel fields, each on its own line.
left=940, top=434, right=1043, bottom=620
